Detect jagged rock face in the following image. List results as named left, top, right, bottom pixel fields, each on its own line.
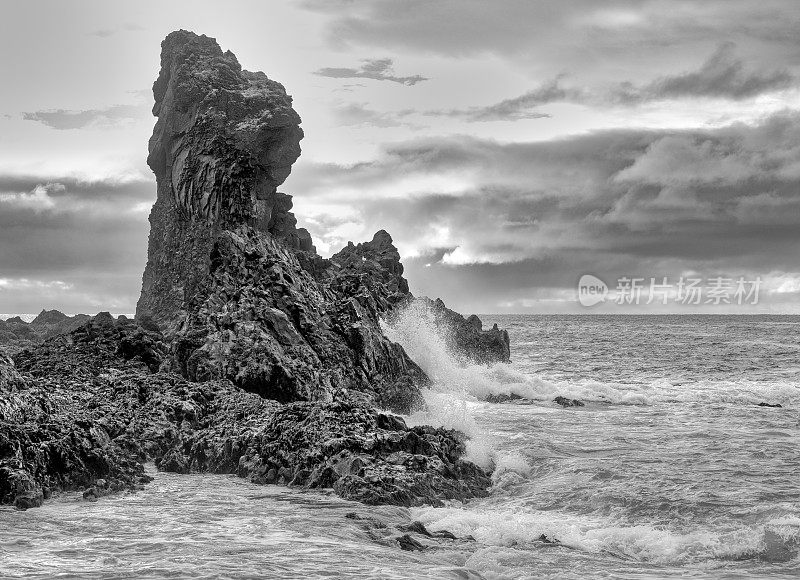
left=171, top=226, right=426, bottom=413
left=136, top=31, right=428, bottom=413
left=138, top=30, right=304, bottom=328
left=0, top=353, right=23, bottom=391
left=0, top=310, right=90, bottom=355
left=330, top=230, right=410, bottom=296
left=407, top=297, right=511, bottom=364
left=148, top=30, right=302, bottom=224
left=1, top=315, right=489, bottom=509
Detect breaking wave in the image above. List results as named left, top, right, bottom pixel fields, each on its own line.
left=382, top=300, right=799, bottom=409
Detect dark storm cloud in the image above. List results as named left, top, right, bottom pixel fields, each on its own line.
left=435, top=44, right=797, bottom=121
left=291, top=110, right=800, bottom=308
left=616, top=43, right=795, bottom=102
left=302, top=0, right=800, bottom=124
left=302, top=0, right=800, bottom=60
left=314, top=58, right=428, bottom=85
left=0, top=175, right=153, bottom=312
left=22, top=104, right=149, bottom=130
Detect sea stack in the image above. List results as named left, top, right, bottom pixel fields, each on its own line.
left=136, top=30, right=428, bottom=412
left=0, top=31, right=507, bottom=511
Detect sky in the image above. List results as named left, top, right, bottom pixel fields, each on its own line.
left=2, top=0, right=800, bottom=315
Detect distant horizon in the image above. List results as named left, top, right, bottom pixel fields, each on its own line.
left=5, top=310, right=800, bottom=322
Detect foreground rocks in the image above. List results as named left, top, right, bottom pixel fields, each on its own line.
left=0, top=31, right=505, bottom=510
left=0, top=315, right=490, bottom=508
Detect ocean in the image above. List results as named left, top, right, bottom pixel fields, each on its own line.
left=1, top=313, right=798, bottom=579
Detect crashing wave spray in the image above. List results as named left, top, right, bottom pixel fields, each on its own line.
left=381, top=299, right=536, bottom=473
left=382, top=299, right=648, bottom=406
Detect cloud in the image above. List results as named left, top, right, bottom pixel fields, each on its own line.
left=303, top=1, right=800, bottom=62
left=0, top=182, right=63, bottom=211
left=431, top=78, right=583, bottom=122
left=0, top=174, right=153, bottom=313
left=616, top=42, right=795, bottom=102
left=22, top=104, right=149, bottom=130
left=315, top=58, right=428, bottom=85
left=442, top=44, right=797, bottom=121
left=288, top=109, right=800, bottom=311
left=303, top=0, right=800, bottom=121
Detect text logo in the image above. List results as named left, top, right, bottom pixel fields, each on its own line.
left=578, top=274, right=608, bottom=307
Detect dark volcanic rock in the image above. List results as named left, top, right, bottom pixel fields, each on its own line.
left=136, top=31, right=429, bottom=414
left=485, top=392, right=524, bottom=404
left=0, top=310, right=90, bottom=354
left=1, top=31, right=500, bottom=510
left=169, top=225, right=427, bottom=413
left=2, top=315, right=489, bottom=507
left=137, top=30, right=304, bottom=329
left=396, top=534, right=425, bottom=551
left=0, top=353, right=24, bottom=390
left=400, top=297, right=511, bottom=364
left=554, top=396, right=584, bottom=408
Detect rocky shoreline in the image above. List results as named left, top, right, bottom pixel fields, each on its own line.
left=0, top=30, right=509, bottom=511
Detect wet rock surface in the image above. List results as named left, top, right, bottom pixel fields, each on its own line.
left=1, top=316, right=489, bottom=508
left=554, top=396, right=585, bottom=408
left=485, top=392, right=524, bottom=404
left=399, top=297, right=511, bottom=364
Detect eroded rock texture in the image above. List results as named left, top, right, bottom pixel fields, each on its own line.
left=0, top=30, right=508, bottom=510
left=138, top=30, right=305, bottom=329
left=136, top=31, right=427, bottom=413
left=408, top=297, right=511, bottom=364
left=1, top=316, right=489, bottom=509
left=0, top=310, right=90, bottom=355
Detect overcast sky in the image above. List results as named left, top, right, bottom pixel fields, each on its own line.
left=2, top=0, right=800, bottom=315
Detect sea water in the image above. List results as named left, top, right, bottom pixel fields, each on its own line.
left=1, top=311, right=798, bottom=579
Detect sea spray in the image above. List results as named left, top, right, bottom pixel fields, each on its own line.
left=382, top=299, right=651, bottom=405
left=383, top=300, right=538, bottom=476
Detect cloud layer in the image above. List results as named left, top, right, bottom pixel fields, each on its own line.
left=290, top=109, right=800, bottom=311
left=0, top=175, right=153, bottom=313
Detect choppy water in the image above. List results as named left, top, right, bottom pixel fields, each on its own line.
left=2, top=312, right=799, bottom=579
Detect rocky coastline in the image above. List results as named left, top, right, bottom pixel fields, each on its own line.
left=0, top=30, right=509, bottom=511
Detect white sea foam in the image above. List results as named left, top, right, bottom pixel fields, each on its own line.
left=411, top=504, right=800, bottom=566
left=383, top=300, right=799, bottom=409
left=382, top=300, right=652, bottom=406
